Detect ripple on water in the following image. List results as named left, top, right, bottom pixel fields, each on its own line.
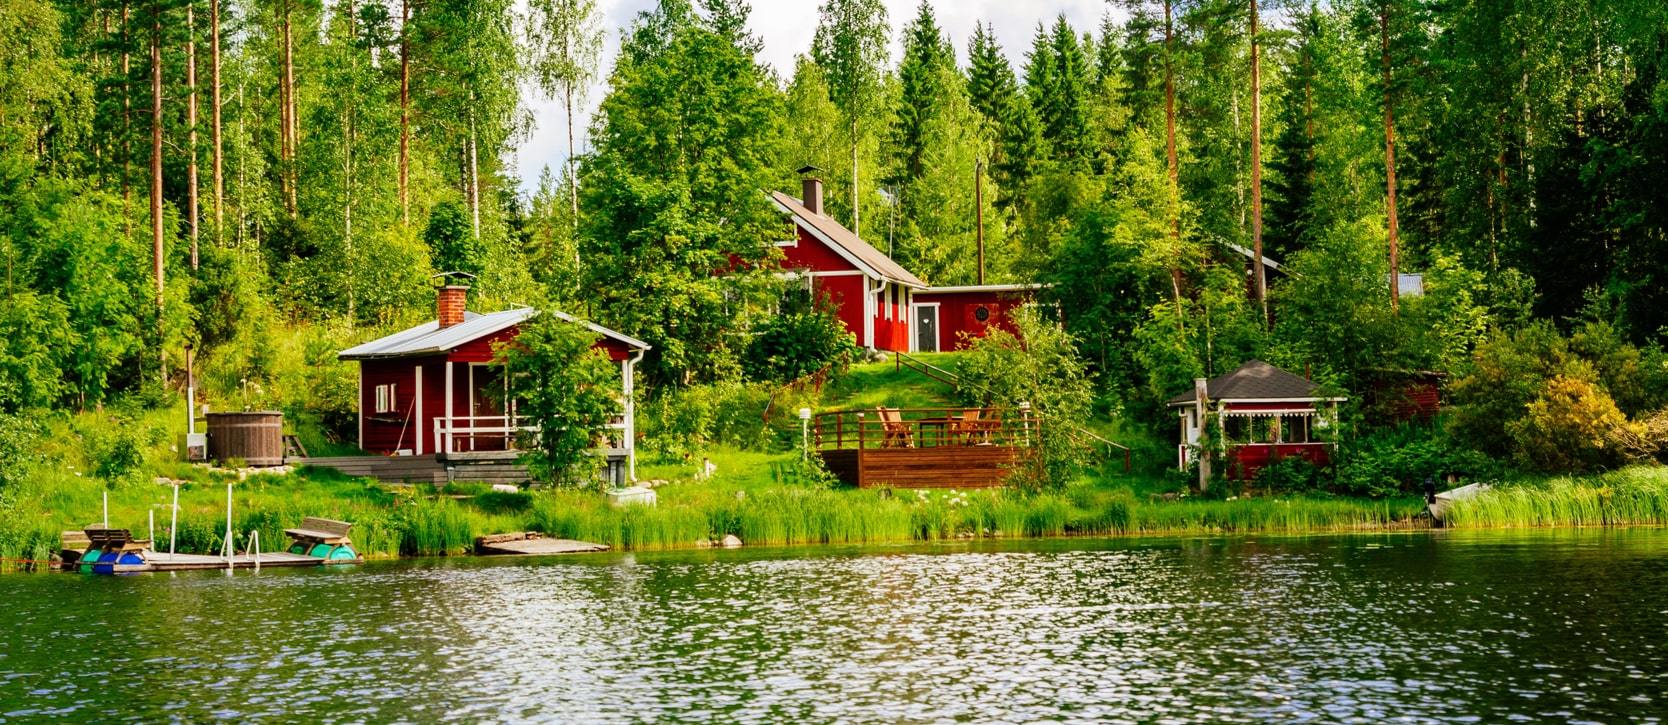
left=1, top=531, right=1667, bottom=722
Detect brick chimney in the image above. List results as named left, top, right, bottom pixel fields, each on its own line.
left=436, top=285, right=468, bottom=328
left=797, top=165, right=824, bottom=215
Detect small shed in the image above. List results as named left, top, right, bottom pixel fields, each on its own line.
left=1168, top=360, right=1346, bottom=479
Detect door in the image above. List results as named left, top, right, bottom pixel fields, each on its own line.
left=915, top=304, right=939, bottom=353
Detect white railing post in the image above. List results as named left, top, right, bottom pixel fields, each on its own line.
left=169, top=484, right=179, bottom=555
left=250, top=530, right=260, bottom=572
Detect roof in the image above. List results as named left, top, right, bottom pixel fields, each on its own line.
left=917, top=283, right=1045, bottom=295
left=338, top=307, right=649, bottom=361
left=1223, top=242, right=1283, bottom=273
left=1166, top=360, right=1345, bottom=405
left=769, top=190, right=926, bottom=288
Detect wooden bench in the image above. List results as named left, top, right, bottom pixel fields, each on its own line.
left=284, top=517, right=354, bottom=547
left=83, top=526, right=150, bottom=553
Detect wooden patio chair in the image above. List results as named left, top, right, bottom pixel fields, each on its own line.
left=876, top=407, right=915, bottom=448
left=954, top=409, right=1000, bottom=445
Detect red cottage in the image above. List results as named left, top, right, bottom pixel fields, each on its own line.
left=1169, top=360, right=1345, bottom=480
left=338, top=286, right=650, bottom=479
left=771, top=173, right=1039, bottom=353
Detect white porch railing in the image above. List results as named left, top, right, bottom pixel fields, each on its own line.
left=433, top=415, right=628, bottom=454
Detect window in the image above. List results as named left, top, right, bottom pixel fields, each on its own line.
left=374, top=383, right=397, bottom=413
left=974, top=305, right=991, bottom=323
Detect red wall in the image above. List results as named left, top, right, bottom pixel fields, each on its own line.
left=1228, top=444, right=1333, bottom=480
left=781, top=227, right=858, bottom=273
left=911, top=289, right=1034, bottom=351
left=811, top=274, right=868, bottom=348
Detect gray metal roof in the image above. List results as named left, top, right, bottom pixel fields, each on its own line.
left=338, top=307, right=649, bottom=361
left=1167, top=360, right=1344, bottom=405
left=770, top=190, right=927, bottom=288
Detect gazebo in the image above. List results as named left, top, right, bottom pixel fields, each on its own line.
left=1168, top=360, right=1346, bottom=479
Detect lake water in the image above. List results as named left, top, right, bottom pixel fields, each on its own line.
left=2, top=530, right=1666, bottom=722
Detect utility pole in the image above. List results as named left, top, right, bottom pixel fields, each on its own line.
left=975, top=160, right=985, bottom=285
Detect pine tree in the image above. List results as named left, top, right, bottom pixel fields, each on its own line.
left=889, top=1, right=953, bottom=187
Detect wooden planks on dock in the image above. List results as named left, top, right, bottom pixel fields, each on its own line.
left=475, top=532, right=610, bottom=556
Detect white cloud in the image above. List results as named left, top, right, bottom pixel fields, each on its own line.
left=512, top=0, right=1120, bottom=194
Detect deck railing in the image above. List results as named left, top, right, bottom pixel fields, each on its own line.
left=434, top=415, right=628, bottom=454
left=813, top=407, right=1040, bottom=451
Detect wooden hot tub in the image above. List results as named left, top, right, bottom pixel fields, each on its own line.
left=205, top=411, right=285, bottom=467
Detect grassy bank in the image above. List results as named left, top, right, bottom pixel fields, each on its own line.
left=1, top=443, right=1426, bottom=572
left=1442, top=466, right=1668, bottom=528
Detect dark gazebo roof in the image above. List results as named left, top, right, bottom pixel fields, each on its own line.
left=1167, top=360, right=1343, bottom=405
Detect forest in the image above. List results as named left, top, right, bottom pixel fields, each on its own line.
left=4, top=0, right=1668, bottom=491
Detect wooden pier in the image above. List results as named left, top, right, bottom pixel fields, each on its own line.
left=813, top=407, right=1038, bottom=488
left=475, top=532, right=610, bottom=556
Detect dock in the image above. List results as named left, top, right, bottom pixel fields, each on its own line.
left=475, top=532, right=610, bottom=556
left=90, top=550, right=362, bottom=574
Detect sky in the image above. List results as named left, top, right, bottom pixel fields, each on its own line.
left=511, top=0, right=1120, bottom=194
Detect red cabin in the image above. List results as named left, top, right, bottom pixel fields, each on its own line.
left=1169, top=360, right=1345, bottom=480
left=338, top=285, right=650, bottom=479
left=771, top=174, right=1039, bottom=352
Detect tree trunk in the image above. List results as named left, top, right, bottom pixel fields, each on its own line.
left=851, top=116, right=860, bottom=237
left=123, top=1, right=133, bottom=240
left=1250, top=0, right=1266, bottom=325
left=565, top=84, right=578, bottom=226
left=150, top=2, right=164, bottom=315
left=211, top=0, right=224, bottom=245
left=345, top=0, right=356, bottom=322
left=187, top=3, right=200, bottom=270
left=399, top=0, right=411, bottom=227
left=1381, top=5, right=1400, bottom=313
left=283, top=0, right=298, bottom=217
left=277, top=1, right=291, bottom=213
left=1164, top=0, right=1184, bottom=331
left=469, top=114, right=481, bottom=240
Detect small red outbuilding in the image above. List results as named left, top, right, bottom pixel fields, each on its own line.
left=338, top=286, right=650, bottom=477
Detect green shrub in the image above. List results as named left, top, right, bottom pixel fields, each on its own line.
left=1508, top=376, right=1630, bottom=472
left=1334, top=422, right=1498, bottom=498
left=743, top=292, right=858, bottom=384
left=1254, top=455, right=1325, bottom=495
left=642, top=381, right=776, bottom=459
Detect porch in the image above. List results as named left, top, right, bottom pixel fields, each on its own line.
left=812, top=407, right=1039, bottom=488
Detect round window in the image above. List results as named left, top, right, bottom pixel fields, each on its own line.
left=973, top=305, right=991, bottom=322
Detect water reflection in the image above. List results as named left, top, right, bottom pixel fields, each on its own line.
left=2, top=530, right=1666, bottom=722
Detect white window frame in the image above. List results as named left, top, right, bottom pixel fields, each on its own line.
left=374, top=383, right=397, bottom=414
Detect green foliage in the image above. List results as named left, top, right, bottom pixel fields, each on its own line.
left=642, top=381, right=775, bottom=460
left=423, top=201, right=486, bottom=278
left=1333, top=423, right=1499, bottom=498
left=0, top=292, right=71, bottom=411
left=0, top=412, right=43, bottom=492
left=1508, top=376, right=1630, bottom=473
left=582, top=3, right=782, bottom=384
left=955, top=306, right=1096, bottom=488
left=498, top=313, right=620, bottom=487
left=743, top=292, right=858, bottom=384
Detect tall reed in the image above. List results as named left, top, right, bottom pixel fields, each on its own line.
left=1443, top=467, right=1668, bottom=528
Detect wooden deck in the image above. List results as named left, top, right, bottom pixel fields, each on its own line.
left=813, top=408, right=1038, bottom=489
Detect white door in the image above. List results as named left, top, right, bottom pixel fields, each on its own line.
left=914, top=304, right=939, bottom=353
